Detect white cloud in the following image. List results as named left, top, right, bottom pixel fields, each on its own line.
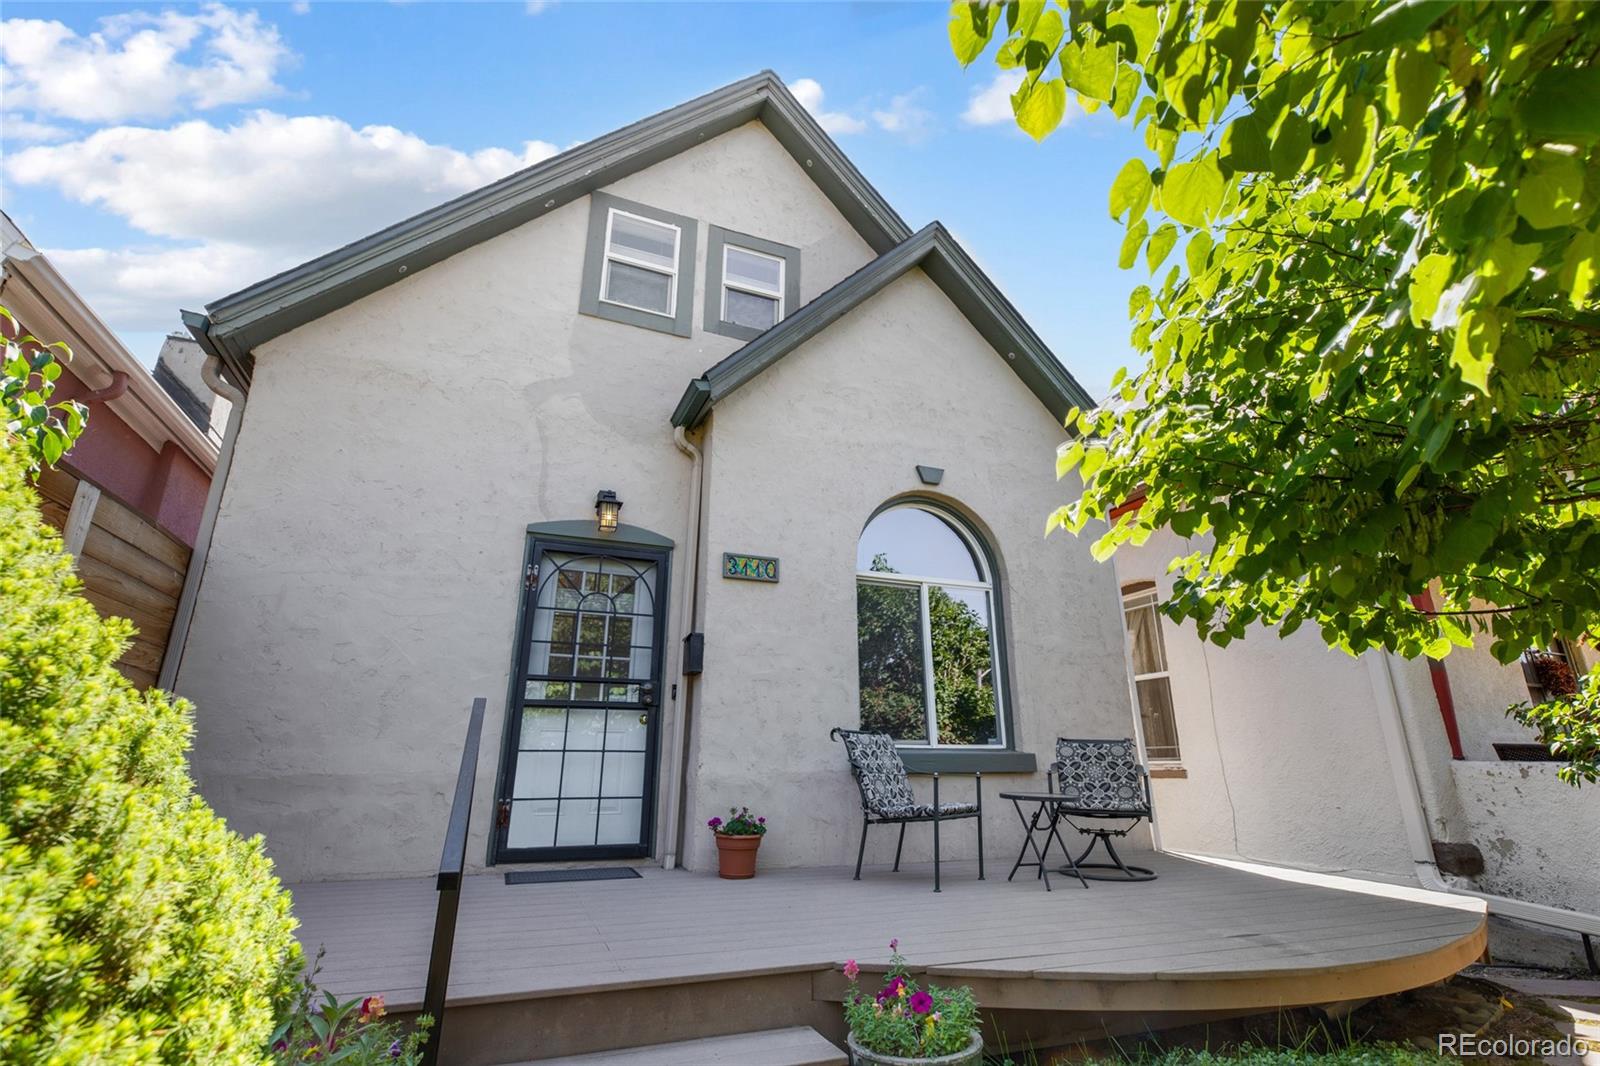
left=2, top=113, right=71, bottom=143
left=291, top=1, right=311, bottom=13
left=0, top=4, right=291, bottom=122
left=871, top=89, right=933, bottom=143
left=961, top=69, right=1081, bottom=130
left=7, top=111, right=560, bottom=252
left=962, top=69, right=1025, bottom=126
left=8, top=112, right=562, bottom=328
left=787, top=77, right=867, bottom=136
left=524, top=1, right=553, bottom=12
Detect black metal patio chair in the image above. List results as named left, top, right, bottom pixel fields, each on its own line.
left=1047, top=737, right=1157, bottom=881
left=830, top=728, right=983, bottom=892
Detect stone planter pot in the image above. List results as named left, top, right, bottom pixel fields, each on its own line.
left=846, top=1030, right=983, bottom=1066
left=713, top=833, right=762, bottom=879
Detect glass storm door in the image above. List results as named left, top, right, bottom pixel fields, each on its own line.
left=495, top=543, right=666, bottom=861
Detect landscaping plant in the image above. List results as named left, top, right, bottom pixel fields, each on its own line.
left=266, top=953, right=432, bottom=1065
left=707, top=805, right=768, bottom=836
left=842, top=939, right=981, bottom=1060
left=951, top=0, right=1600, bottom=783
left=1, top=315, right=302, bottom=1064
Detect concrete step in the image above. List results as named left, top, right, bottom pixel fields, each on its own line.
left=504, top=1026, right=847, bottom=1066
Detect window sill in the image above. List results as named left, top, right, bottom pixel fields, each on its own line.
left=1148, top=765, right=1188, bottom=779
left=899, top=749, right=1037, bottom=774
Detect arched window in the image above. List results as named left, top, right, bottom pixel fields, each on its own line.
left=856, top=503, right=1006, bottom=748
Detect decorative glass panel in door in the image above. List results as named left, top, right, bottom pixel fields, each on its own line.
left=498, top=546, right=665, bottom=860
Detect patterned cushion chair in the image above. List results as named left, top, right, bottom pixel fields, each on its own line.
left=1048, top=737, right=1157, bottom=882
left=830, top=728, right=983, bottom=892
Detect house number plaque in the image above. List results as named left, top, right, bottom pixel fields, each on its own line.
left=722, top=552, right=779, bottom=583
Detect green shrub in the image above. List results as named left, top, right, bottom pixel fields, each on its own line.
left=0, top=440, right=301, bottom=1064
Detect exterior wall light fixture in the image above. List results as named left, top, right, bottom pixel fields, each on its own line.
left=595, top=490, right=623, bottom=533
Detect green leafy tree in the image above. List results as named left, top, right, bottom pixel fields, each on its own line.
left=858, top=555, right=1000, bottom=744
left=2, top=321, right=301, bottom=1062
left=2, top=307, right=85, bottom=472
left=951, top=0, right=1600, bottom=782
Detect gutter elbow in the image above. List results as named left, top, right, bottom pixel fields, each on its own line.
left=78, top=370, right=130, bottom=405
left=201, top=355, right=244, bottom=405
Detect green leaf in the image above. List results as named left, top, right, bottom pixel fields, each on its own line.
left=1516, top=67, right=1600, bottom=143
left=1451, top=308, right=1500, bottom=394
left=1408, top=253, right=1455, bottom=328
left=1186, top=230, right=1213, bottom=277
left=1105, top=1, right=1158, bottom=64
left=1119, top=218, right=1150, bottom=269
left=1386, top=47, right=1436, bottom=128
left=1559, top=227, right=1599, bottom=308
left=1146, top=223, right=1178, bottom=271
left=1012, top=75, right=1067, bottom=140
left=1353, top=0, right=1457, bottom=52
left=1109, top=158, right=1153, bottom=222
left=1160, top=155, right=1224, bottom=228
left=949, top=2, right=996, bottom=65
left=1220, top=113, right=1271, bottom=173
left=1270, top=112, right=1312, bottom=180
left=1060, top=39, right=1118, bottom=102
left=1515, top=156, right=1591, bottom=230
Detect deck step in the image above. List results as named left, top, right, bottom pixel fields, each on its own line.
left=506, top=1026, right=847, bottom=1066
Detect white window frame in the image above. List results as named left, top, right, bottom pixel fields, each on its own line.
left=600, top=208, right=681, bottom=318
left=1122, top=585, right=1180, bottom=762
left=719, top=244, right=786, bottom=326
left=855, top=506, right=1006, bottom=750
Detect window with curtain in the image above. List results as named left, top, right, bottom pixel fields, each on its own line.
left=600, top=208, right=680, bottom=316
left=855, top=505, right=1004, bottom=747
left=1122, top=582, right=1180, bottom=762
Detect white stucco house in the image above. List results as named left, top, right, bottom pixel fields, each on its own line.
left=170, top=71, right=1138, bottom=884
left=161, top=74, right=1538, bottom=1059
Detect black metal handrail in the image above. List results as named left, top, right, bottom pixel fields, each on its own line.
left=420, top=696, right=486, bottom=1066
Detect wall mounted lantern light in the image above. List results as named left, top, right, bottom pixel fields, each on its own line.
left=595, top=489, right=623, bottom=533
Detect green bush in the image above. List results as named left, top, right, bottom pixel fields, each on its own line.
left=0, top=440, right=301, bottom=1064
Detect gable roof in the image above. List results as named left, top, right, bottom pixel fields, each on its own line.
left=670, top=222, right=1094, bottom=429
left=183, top=71, right=913, bottom=388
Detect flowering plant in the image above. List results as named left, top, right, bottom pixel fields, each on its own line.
left=268, top=951, right=433, bottom=1064
left=707, top=806, right=767, bottom=836
left=841, top=939, right=979, bottom=1059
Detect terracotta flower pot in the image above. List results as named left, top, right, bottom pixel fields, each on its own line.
left=714, top=833, right=762, bottom=879
left=846, top=1029, right=983, bottom=1065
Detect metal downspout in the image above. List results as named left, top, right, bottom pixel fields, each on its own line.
left=157, top=356, right=245, bottom=691
left=661, top=425, right=704, bottom=870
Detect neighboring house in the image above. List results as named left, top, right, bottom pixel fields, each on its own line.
left=2, top=212, right=219, bottom=689
left=1114, top=523, right=1600, bottom=966
left=174, top=72, right=1137, bottom=883
left=153, top=331, right=231, bottom=446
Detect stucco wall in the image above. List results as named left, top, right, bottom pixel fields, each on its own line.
left=1450, top=761, right=1600, bottom=912
left=682, top=268, right=1139, bottom=873
left=175, top=121, right=879, bottom=881
left=1115, top=530, right=1598, bottom=919
left=1115, top=530, right=1417, bottom=879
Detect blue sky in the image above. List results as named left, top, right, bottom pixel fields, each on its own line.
left=1, top=1, right=1147, bottom=396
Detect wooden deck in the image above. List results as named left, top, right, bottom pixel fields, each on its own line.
left=287, top=853, right=1486, bottom=1064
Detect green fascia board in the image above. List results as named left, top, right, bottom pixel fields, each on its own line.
left=189, top=71, right=913, bottom=390
left=671, top=222, right=1095, bottom=429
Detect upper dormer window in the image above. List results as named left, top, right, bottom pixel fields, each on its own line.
left=603, top=209, right=680, bottom=316
left=579, top=192, right=696, bottom=338
left=705, top=225, right=801, bottom=341
left=721, top=245, right=784, bottom=329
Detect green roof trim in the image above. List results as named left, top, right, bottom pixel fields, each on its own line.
left=670, top=222, right=1094, bottom=430
left=181, top=71, right=913, bottom=389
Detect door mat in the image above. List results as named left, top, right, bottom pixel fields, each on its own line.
left=504, top=868, right=640, bottom=885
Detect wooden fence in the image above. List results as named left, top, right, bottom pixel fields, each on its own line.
left=34, top=465, right=192, bottom=690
